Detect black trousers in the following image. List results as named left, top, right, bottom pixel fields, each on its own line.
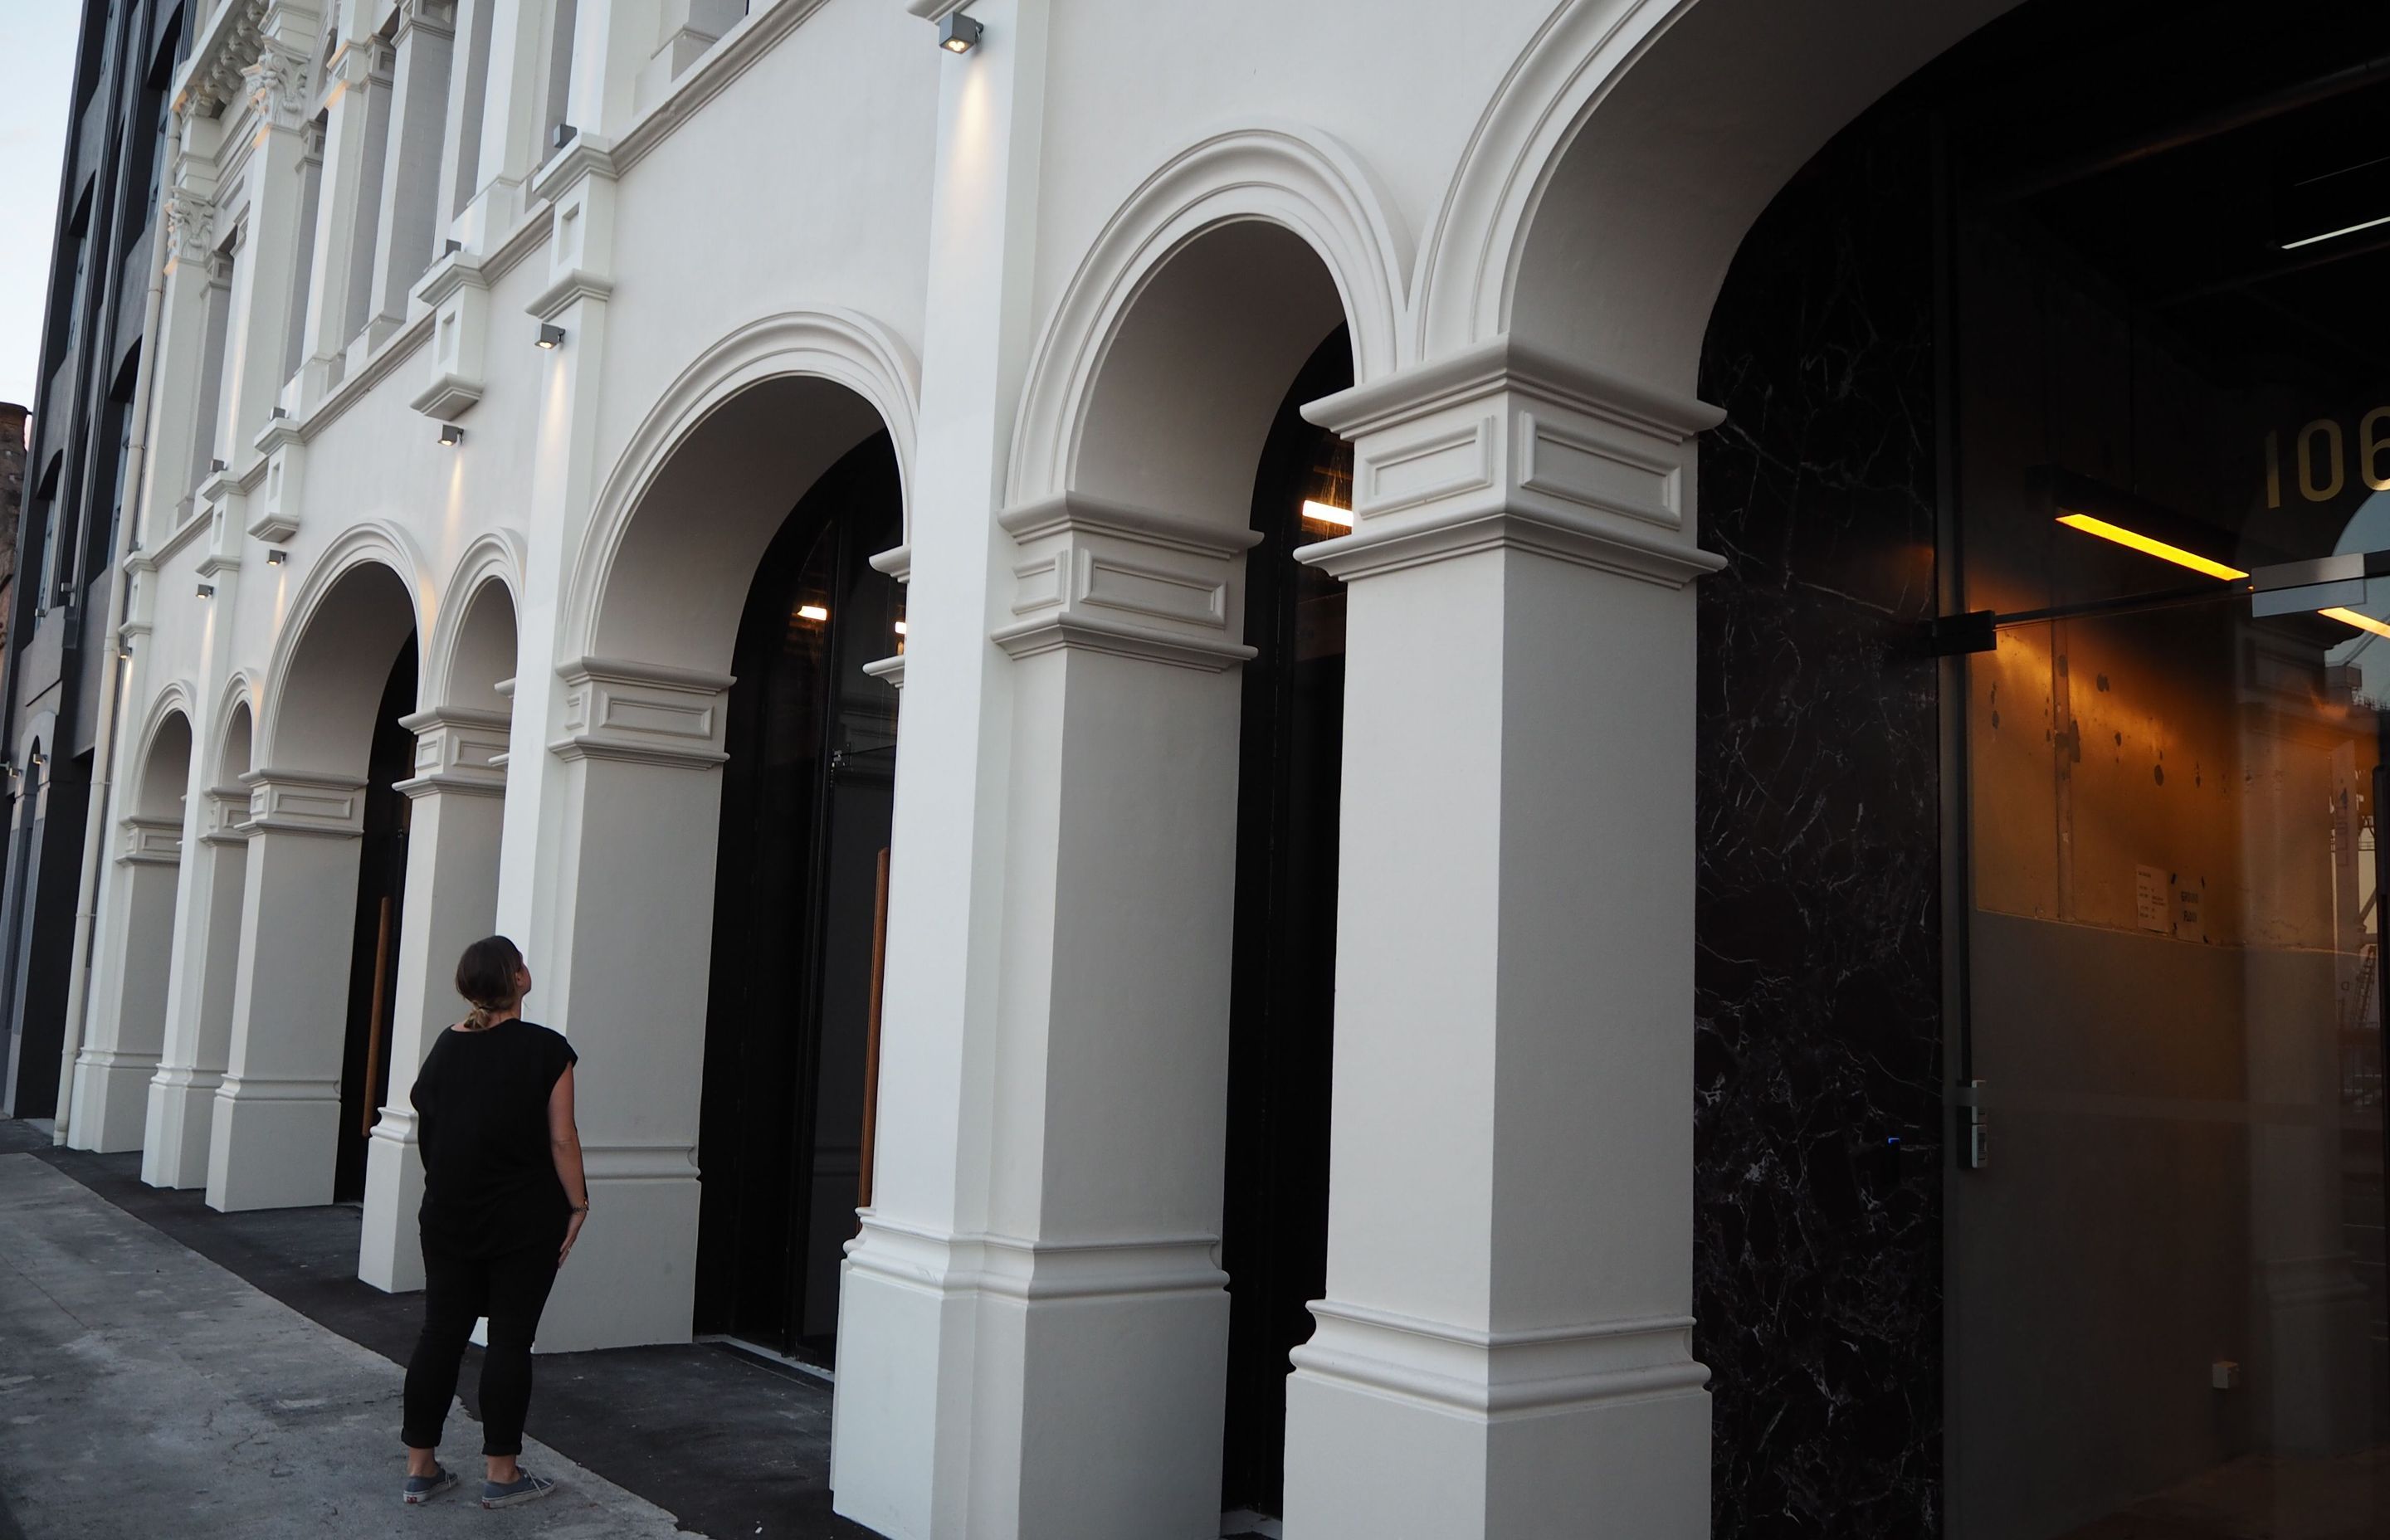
left=400, top=1231, right=562, bottom=1457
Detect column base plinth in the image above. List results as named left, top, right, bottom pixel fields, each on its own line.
left=205, top=1078, right=339, bottom=1211
left=141, top=1069, right=222, bottom=1187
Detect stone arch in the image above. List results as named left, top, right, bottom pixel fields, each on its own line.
left=130, top=686, right=198, bottom=819
left=212, top=678, right=256, bottom=787
left=257, top=524, right=429, bottom=776
left=1421, top=0, right=2020, bottom=387
left=562, top=309, right=919, bottom=673
left=1009, top=123, right=1410, bottom=519
left=424, top=533, right=524, bottom=717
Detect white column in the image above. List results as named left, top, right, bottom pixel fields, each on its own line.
left=142, top=787, right=251, bottom=1187
left=358, top=708, right=509, bottom=1293
left=431, top=0, right=495, bottom=233
left=1281, top=339, right=1723, bottom=1540
left=219, top=13, right=327, bottom=457
left=363, top=1, right=458, bottom=345
left=295, top=33, right=393, bottom=400
left=68, top=815, right=186, bottom=1151
left=145, top=125, right=226, bottom=528
left=563, top=0, right=661, bottom=141
left=445, top=0, right=548, bottom=250
left=633, top=0, right=742, bottom=110
left=831, top=2, right=1052, bottom=1534
left=521, top=659, right=729, bottom=1349
left=207, top=770, right=368, bottom=1212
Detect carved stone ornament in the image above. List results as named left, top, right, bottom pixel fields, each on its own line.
left=163, top=189, right=217, bottom=266
left=241, top=41, right=313, bottom=129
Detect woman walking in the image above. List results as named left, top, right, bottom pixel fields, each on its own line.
left=398, top=936, right=589, bottom=1508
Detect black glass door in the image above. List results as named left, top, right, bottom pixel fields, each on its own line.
left=695, top=434, right=903, bottom=1362
left=1221, top=329, right=1353, bottom=1518
left=335, top=636, right=415, bottom=1204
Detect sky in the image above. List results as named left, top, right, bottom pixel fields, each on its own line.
left=0, top=2, right=86, bottom=412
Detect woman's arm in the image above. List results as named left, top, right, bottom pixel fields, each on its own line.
left=548, top=1065, right=589, bottom=1265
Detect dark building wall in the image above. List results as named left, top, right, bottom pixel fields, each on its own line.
left=0, top=0, right=183, bottom=1118
left=1692, top=105, right=1947, bottom=1537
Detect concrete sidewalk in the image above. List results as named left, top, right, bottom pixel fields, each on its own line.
left=0, top=1153, right=694, bottom=1538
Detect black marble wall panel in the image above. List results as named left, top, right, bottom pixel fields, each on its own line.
left=1692, top=110, right=1946, bottom=1539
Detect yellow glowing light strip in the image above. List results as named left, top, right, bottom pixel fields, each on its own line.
left=2055, top=513, right=2246, bottom=581
left=2321, top=606, right=2390, bottom=639
left=797, top=603, right=829, bottom=621
left=1300, top=500, right=1354, bottom=529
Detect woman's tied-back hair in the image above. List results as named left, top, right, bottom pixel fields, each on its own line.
left=455, top=935, right=525, bottom=1029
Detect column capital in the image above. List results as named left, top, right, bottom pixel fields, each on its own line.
left=989, top=492, right=1261, bottom=673
left=1296, top=335, right=1728, bottom=589
left=163, top=188, right=219, bottom=268
left=237, top=768, right=368, bottom=837
left=241, top=36, right=318, bottom=132
left=200, top=785, right=256, bottom=846
left=550, top=657, right=733, bottom=769
left=395, top=706, right=511, bottom=797
left=118, top=815, right=186, bottom=866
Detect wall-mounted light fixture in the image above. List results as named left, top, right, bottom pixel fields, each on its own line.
left=210, top=457, right=227, bottom=475
left=445, top=238, right=462, bottom=256
left=797, top=603, right=830, bottom=623
left=438, top=423, right=465, bottom=447
left=270, top=405, right=288, bottom=420
left=266, top=548, right=289, bottom=565
left=536, top=324, right=566, bottom=350
left=939, top=12, right=982, bottom=52
left=196, top=582, right=215, bottom=598
left=1300, top=500, right=1354, bottom=530
left=554, top=122, right=578, bottom=150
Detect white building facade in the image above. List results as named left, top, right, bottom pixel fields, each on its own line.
left=53, top=1, right=2389, bottom=1538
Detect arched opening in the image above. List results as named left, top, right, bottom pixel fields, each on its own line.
left=147, top=698, right=254, bottom=1187
left=1056, top=216, right=1357, bottom=1528
left=544, top=362, right=906, bottom=1352
left=334, top=635, right=417, bottom=1202
left=74, top=708, right=196, bottom=1152
left=212, top=560, right=417, bottom=1212
left=1675, top=0, right=2390, bottom=1533
left=695, top=433, right=904, bottom=1361
left=357, top=573, right=517, bottom=1291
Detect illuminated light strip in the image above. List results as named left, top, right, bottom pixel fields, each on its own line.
left=2055, top=512, right=2246, bottom=581
left=797, top=603, right=829, bottom=622
left=2280, top=212, right=2390, bottom=251
left=2321, top=606, right=2390, bottom=639
left=1300, top=500, right=1354, bottom=529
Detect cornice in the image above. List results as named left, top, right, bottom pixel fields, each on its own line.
left=1297, top=500, right=1724, bottom=588
left=298, top=309, right=435, bottom=443
left=997, top=493, right=1263, bottom=559
left=610, top=0, right=838, bottom=182
left=990, top=612, right=1256, bottom=673
left=1303, top=335, right=1724, bottom=445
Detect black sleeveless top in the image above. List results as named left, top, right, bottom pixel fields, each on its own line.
left=411, top=1019, right=578, bottom=1257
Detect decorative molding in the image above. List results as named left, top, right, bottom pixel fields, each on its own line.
left=847, top=1214, right=1228, bottom=1306
left=163, top=188, right=218, bottom=266
left=409, top=252, right=490, bottom=419
left=989, top=493, right=1259, bottom=672
left=1296, top=334, right=1726, bottom=588
left=119, top=815, right=186, bottom=866
left=550, top=657, right=734, bottom=770
left=868, top=543, right=912, bottom=584
left=241, top=37, right=315, bottom=130
left=1008, top=124, right=1413, bottom=508
left=1293, top=1302, right=1708, bottom=1418
left=563, top=309, right=920, bottom=660
left=212, top=1073, right=340, bottom=1104
left=247, top=418, right=305, bottom=542
left=581, top=1141, right=701, bottom=1182
left=200, top=786, right=255, bottom=846
left=607, top=0, right=837, bottom=183
left=238, top=769, right=368, bottom=837
left=394, top=707, right=511, bottom=797
left=861, top=654, right=906, bottom=691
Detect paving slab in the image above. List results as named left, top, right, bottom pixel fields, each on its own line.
left=0, top=1153, right=695, bottom=1538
